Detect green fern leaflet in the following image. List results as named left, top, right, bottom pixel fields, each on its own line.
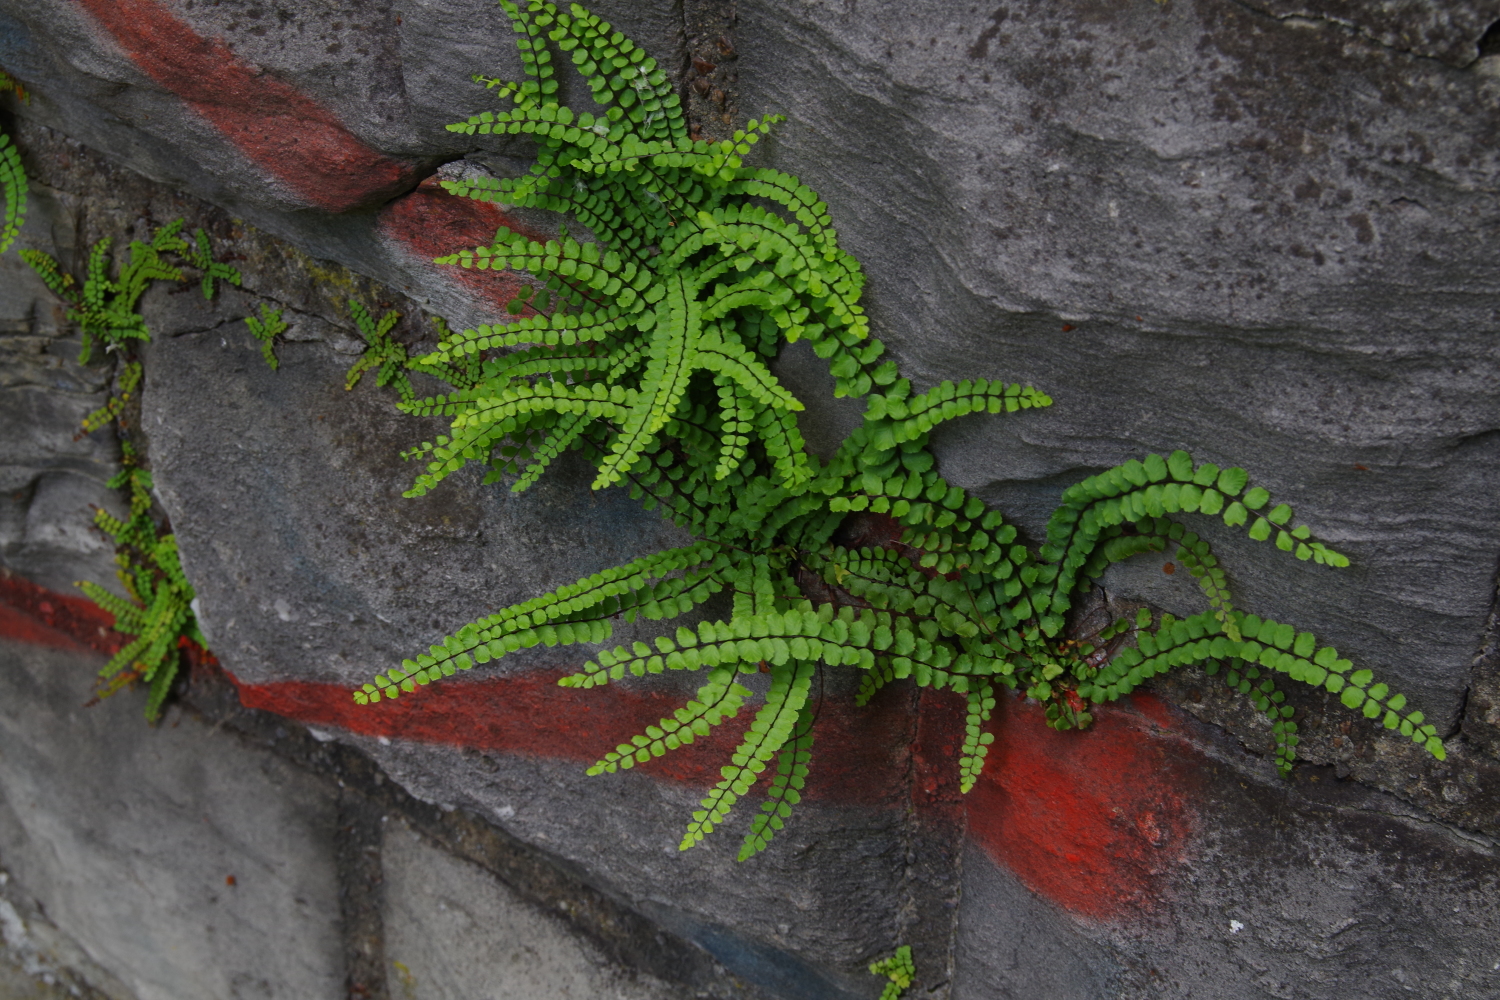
left=353, top=0, right=1444, bottom=862
left=0, top=70, right=28, bottom=255
left=868, top=946, right=914, bottom=1000
left=80, top=444, right=204, bottom=722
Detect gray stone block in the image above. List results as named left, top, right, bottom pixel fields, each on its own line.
left=952, top=710, right=1500, bottom=999
left=380, top=818, right=684, bottom=1000
left=733, top=0, right=1500, bottom=725
left=136, top=285, right=693, bottom=688
left=0, top=638, right=345, bottom=1000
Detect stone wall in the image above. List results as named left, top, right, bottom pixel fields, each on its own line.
left=2, top=2, right=1499, bottom=998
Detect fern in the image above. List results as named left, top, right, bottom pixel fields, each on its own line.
left=183, top=226, right=242, bottom=298
left=867, top=946, right=914, bottom=1000
left=353, top=0, right=1444, bottom=862
left=344, top=301, right=412, bottom=399
left=245, top=303, right=288, bottom=370
left=23, top=220, right=182, bottom=363
left=0, top=70, right=27, bottom=255
left=79, top=444, right=204, bottom=722
left=25, top=218, right=240, bottom=721
left=78, top=360, right=142, bottom=436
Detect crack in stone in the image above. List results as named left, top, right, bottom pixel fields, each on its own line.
left=1224, top=0, right=1486, bottom=68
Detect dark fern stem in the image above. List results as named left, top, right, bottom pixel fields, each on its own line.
left=352, top=0, right=1444, bottom=863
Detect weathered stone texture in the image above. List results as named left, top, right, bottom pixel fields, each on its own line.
left=736, top=0, right=1500, bottom=728
left=380, top=820, right=682, bottom=1000
left=0, top=639, right=347, bottom=1000
left=1, top=1, right=1499, bottom=998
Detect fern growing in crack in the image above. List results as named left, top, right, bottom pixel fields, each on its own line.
left=245, top=303, right=288, bottom=371
left=344, top=300, right=413, bottom=399
left=868, top=946, right=914, bottom=1000
left=352, top=0, right=1444, bottom=862
left=79, top=443, right=204, bottom=722
left=78, top=360, right=142, bottom=437
left=20, top=219, right=246, bottom=363
left=183, top=226, right=242, bottom=299
left=25, top=218, right=243, bottom=720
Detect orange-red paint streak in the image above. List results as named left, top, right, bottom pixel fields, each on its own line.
left=0, top=572, right=124, bottom=657
left=70, top=0, right=418, bottom=211
left=3, top=576, right=1199, bottom=923
left=236, top=669, right=914, bottom=808
left=377, top=177, right=548, bottom=312
left=965, top=694, right=1199, bottom=922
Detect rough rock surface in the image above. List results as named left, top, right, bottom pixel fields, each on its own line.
left=1, top=1, right=1499, bottom=998
left=0, top=639, right=347, bottom=1000
left=380, top=820, right=682, bottom=1000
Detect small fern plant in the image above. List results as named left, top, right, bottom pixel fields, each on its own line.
left=245, top=303, right=288, bottom=370
left=352, top=0, right=1444, bottom=863
left=868, top=947, right=914, bottom=1000
left=80, top=443, right=206, bottom=721
left=24, top=218, right=245, bottom=720
left=21, top=219, right=239, bottom=364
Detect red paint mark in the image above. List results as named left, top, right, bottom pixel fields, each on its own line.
left=5, top=574, right=1202, bottom=924
left=966, top=693, right=1199, bottom=922
left=0, top=571, right=123, bottom=656
left=378, top=176, right=549, bottom=313
left=235, top=665, right=914, bottom=807
left=70, top=0, right=418, bottom=211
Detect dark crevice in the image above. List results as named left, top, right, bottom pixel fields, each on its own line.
left=335, top=790, right=390, bottom=1000
left=1478, top=21, right=1500, bottom=58
left=1459, top=554, right=1500, bottom=761
left=681, top=0, right=740, bottom=142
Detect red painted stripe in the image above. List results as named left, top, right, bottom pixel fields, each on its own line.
left=378, top=176, right=550, bottom=313
left=0, top=571, right=124, bottom=656
left=0, top=603, right=97, bottom=655
left=966, top=693, right=1199, bottom=922
left=2, top=575, right=1198, bottom=921
left=236, top=668, right=917, bottom=809
left=69, top=0, right=419, bottom=211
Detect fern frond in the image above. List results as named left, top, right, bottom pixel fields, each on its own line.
left=0, top=129, right=28, bottom=255
left=184, top=228, right=242, bottom=299
left=587, top=668, right=751, bottom=774
left=958, top=681, right=996, bottom=793
left=1086, top=609, right=1441, bottom=761
left=357, top=542, right=728, bottom=703
left=244, top=304, right=288, bottom=370
left=79, top=361, right=143, bottom=435
left=680, top=658, right=815, bottom=851
left=738, top=699, right=814, bottom=860
left=19, top=248, right=76, bottom=302
left=345, top=301, right=411, bottom=398
left=1053, top=451, right=1350, bottom=570
left=511, top=409, right=590, bottom=491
